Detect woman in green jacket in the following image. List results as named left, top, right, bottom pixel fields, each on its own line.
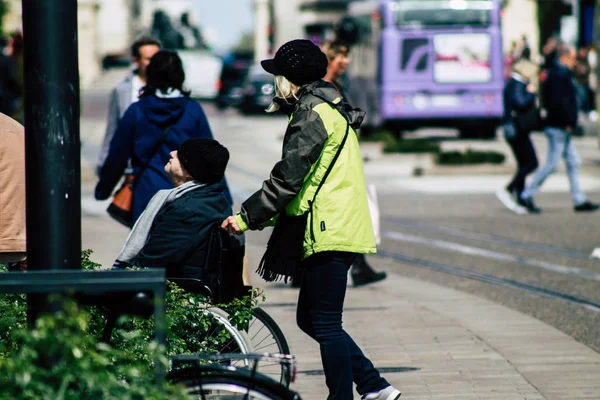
left=222, top=39, right=400, bottom=400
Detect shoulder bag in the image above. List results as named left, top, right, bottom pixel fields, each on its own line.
left=107, top=126, right=172, bottom=227
left=256, top=119, right=351, bottom=283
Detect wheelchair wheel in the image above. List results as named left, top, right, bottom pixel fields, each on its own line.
left=202, top=307, right=254, bottom=357
left=248, top=307, right=291, bottom=387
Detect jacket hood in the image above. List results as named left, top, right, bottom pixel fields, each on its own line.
left=300, top=80, right=366, bottom=129
left=138, top=95, right=188, bottom=126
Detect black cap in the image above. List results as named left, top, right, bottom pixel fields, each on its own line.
left=177, top=138, right=229, bottom=184
left=261, top=39, right=328, bottom=86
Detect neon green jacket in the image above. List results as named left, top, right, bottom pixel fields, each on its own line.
left=235, top=80, right=375, bottom=258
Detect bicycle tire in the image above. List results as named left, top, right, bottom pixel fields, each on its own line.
left=179, top=372, right=298, bottom=400
left=201, top=307, right=254, bottom=360
left=248, top=307, right=291, bottom=387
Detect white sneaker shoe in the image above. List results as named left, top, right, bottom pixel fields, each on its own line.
left=495, top=189, right=527, bottom=215
left=363, top=386, right=401, bottom=400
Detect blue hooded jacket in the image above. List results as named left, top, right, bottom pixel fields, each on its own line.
left=95, top=95, right=232, bottom=223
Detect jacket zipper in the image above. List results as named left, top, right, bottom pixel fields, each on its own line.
left=308, top=200, right=316, bottom=242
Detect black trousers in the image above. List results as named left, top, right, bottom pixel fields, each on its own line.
left=507, top=132, right=538, bottom=195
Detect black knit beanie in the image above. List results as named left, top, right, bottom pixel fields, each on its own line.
left=261, top=39, right=328, bottom=86
left=177, top=138, right=229, bottom=184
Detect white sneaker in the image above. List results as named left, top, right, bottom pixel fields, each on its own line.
left=495, top=189, right=527, bottom=215
left=363, top=386, right=401, bottom=400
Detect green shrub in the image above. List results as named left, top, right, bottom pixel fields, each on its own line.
left=0, top=297, right=189, bottom=399
left=436, top=149, right=506, bottom=165
left=358, top=130, right=396, bottom=143
left=383, top=137, right=441, bottom=154
left=0, top=250, right=263, bottom=398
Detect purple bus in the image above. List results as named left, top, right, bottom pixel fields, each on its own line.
left=341, top=0, right=504, bottom=139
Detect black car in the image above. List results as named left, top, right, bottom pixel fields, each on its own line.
left=239, top=65, right=275, bottom=114
left=216, top=51, right=254, bottom=109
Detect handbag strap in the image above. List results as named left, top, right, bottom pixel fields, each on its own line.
left=310, top=118, right=350, bottom=204
left=132, top=125, right=172, bottom=184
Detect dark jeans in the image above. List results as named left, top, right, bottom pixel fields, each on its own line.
left=506, top=132, right=538, bottom=196
left=296, top=251, right=389, bottom=399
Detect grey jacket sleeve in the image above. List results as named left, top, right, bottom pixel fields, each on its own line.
left=97, top=88, right=121, bottom=174
left=240, top=104, right=328, bottom=229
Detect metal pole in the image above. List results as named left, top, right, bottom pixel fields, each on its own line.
left=572, top=0, right=580, bottom=46
left=22, top=0, right=82, bottom=321
left=254, top=0, right=270, bottom=63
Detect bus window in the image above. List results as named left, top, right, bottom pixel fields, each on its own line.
left=394, top=0, right=493, bottom=28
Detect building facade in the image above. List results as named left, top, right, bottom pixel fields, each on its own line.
left=2, top=0, right=102, bottom=88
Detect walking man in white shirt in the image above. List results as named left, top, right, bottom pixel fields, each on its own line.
left=97, top=36, right=161, bottom=173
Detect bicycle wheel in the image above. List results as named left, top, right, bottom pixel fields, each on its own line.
left=248, top=307, right=291, bottom=387
left=181, top=373, right=296, bottom=400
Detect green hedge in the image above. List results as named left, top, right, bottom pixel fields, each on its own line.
left=436, top=149, right=505, bottom=165
left=383, top=137, right=441, bottom=154
left=0, top=250, right=262, bottom=399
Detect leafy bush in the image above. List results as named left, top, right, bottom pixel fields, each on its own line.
left=436, top=149, right=506, bottom=165
left=358, top=130, right=396, bottom=143
left=0, top=298, right=189, bottom=399
left=0, top=250, right=263, bottom=398
left=383, top=137, right=441, bottom=154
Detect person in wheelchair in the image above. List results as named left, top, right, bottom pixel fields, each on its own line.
left=113, top=138, right=245, bottom=301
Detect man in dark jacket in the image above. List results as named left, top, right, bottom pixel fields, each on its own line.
left=114, top=138, right=244, bottom=289
left=518, top=45, right=599, bottom=213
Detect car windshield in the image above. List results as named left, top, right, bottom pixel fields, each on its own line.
left=248, top=65, right=273, bottom=81
left=394, top=0, right=493, bottom=28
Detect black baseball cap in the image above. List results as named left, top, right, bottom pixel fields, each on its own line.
left=261, top=39, right=328, bottom=86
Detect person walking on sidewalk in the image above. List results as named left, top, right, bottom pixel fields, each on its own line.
left=496, top=59, right=540, bottom=214
left=320, top=39, right=387, bottom=287
left=518, top=44, right=599, bottom=213
left=95, top=50, right=231, bottom=224
left=97, top=36, right=161, bottom=173
left=222, top=39, right=401, bottom=400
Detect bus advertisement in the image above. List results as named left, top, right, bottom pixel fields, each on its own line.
left=341, top=0, right=504, bottom=139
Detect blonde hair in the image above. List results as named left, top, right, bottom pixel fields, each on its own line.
left=319, top=39, right=349, bottom=61
left=265, top=75, right=301, bottom=113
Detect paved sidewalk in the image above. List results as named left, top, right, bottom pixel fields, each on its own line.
left=80, top=69, right=600, bottom=399
left=242, top=244, right=600, bottom=400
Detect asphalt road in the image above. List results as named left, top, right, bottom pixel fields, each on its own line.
left=81, top=76, right=600, bottom=356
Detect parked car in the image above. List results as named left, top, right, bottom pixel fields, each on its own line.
left=239, top=65, right=275, bottom=115
left=216, top=51, right=254, bottom=109
left=179, top=49, right=223, bottom=100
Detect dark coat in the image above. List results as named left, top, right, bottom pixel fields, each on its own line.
left=95, top=95, right=232, bottom=222
left=541, top=62, right=578, bottom=129
left=502, top=74, right=536, bottom=124
left=131, top=182, right=238, bottom=281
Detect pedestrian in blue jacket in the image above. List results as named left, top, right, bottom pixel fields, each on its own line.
left=95, top=50, right=232, bottom=223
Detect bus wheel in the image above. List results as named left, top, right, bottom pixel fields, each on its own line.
left=478, top=125, right=498, bottom=140
left=459, top=126, right=497, bottom=140
left=458, top=128, right=478, bottom=139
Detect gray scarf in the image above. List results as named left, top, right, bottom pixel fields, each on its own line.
left=116, top=181, right=205, bottom=264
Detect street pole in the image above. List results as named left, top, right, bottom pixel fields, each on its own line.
left=254, top=0, right=270, bottom=63
left=597, top=0, right=600, bottom=143
left=22, top=0, right=82, bottom=321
